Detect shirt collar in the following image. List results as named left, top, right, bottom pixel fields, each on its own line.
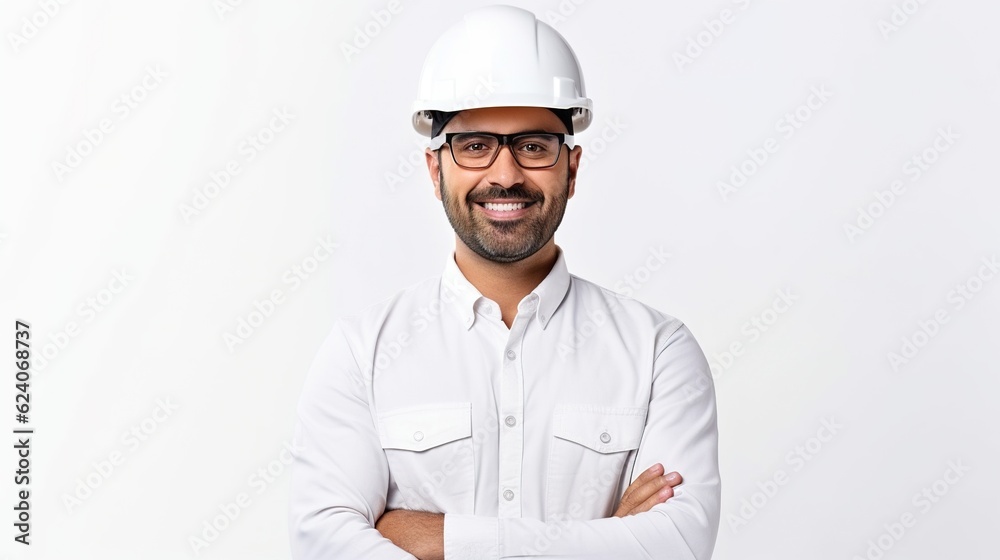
left=441, top=245, right=571, bottom=330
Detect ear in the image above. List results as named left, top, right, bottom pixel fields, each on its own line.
left=426, top=148, right=442, bottom=201
left=566, top=145, right=582, bottom=200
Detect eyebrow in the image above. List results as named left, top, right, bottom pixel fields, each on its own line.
left=456, top=129, right=557, bottom=135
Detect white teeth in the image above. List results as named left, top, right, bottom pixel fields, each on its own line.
left=483, top=202, right=528, bottom=211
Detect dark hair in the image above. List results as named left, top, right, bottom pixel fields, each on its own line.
left=430, top=108, right=575, bottom=137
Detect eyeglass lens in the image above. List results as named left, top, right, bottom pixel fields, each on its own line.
left=451, top=133, right=561, bottom=168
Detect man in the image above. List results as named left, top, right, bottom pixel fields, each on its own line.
left=289, top=5, right=721, bottom=559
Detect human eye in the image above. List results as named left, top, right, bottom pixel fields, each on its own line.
left=456, top=135, right=496, bottom=156
left=514, top=135, right=556, bottom=157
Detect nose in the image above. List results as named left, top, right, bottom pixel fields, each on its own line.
left=483, top=144, right=526, bottom=188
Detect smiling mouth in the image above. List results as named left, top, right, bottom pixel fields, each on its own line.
left=474, top=201, right=537, bottom=212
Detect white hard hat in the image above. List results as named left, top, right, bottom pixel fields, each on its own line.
left=411, top=5, right=593, bottom=137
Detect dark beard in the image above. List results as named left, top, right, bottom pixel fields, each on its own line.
left=439, top=167, right=568, bottom=263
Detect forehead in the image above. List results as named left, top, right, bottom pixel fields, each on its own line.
left=445, top=107, right=566, bottom=134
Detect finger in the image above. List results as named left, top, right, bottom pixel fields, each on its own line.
left=628, top=483, right=674, bottom=516
left=621, top=463, right=663, bottom=505
left=620, top=471, right=678, bottom=515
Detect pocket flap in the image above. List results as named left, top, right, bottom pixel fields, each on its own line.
left=379, top=403, right=472, bottom=452
left=552, top=406, right=647, bottom=453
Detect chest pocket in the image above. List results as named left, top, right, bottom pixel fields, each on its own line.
left=545, top=405, right=647, bottom=521
left=377, top=402, right=475, bottom=514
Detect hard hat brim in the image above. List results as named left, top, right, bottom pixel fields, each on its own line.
left=411, top=98, right=593, bottom=137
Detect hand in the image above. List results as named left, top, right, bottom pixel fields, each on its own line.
left=375, top=509, right=444, bottom=560
left=612, top=463, right=683, bottom=517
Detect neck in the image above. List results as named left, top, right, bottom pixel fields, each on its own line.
left=453, top=239, right=558, bottom=310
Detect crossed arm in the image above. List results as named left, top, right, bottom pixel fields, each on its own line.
left=376, top=464, right=686, bottom=560
left=289, top=320, right=721, bottom=560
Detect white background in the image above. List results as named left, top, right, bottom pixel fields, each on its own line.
left=1, top=0, right=998, bottom=558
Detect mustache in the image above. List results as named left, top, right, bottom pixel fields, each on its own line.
left=468, top=187, right=542, bottom=203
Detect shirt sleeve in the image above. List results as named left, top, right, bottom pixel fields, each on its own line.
left=288, top=319, right=417, bottom=560
left=444, top=322, right=722, bottom=560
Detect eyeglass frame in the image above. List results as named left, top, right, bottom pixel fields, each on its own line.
left=428, top=130, right=576, bottom=170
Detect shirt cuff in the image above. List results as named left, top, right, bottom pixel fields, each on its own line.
left=443, top=513, right=499, bottom=560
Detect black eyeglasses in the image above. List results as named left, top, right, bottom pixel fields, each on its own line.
left=429, top=131, right=575, bottom=169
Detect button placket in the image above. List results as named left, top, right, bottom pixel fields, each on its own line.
left=498, top=317, right=528, bottom=518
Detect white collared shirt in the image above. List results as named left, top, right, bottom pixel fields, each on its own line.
left=289, top=245, right=721, bottom=559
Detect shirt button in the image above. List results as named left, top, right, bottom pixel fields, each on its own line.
left=506, top=349, right=516, bottom=360
left=413, top=431, right=424, bottom=442
left=504, top=415, right=516, bottom=427
left=483, top=304, right=493, bottom=314
left=503, top=489, right=514, bottom=501
left=600, top=432, right=611, bottom=443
